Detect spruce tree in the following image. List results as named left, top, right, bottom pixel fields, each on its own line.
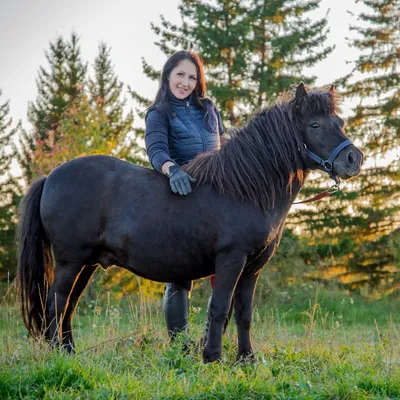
left=88, top=43, right=141, bottom=162
left=28, top=33, right=87, bottom=146
left=247, top=0, right=333, bottom=108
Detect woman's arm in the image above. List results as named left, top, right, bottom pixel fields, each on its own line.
left=145, top=108, right=195, bottom=195
left=145, top=109, right=176, bottom=174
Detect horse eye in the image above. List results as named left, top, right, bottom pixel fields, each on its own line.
left=310, top=122, right=319, bottom=129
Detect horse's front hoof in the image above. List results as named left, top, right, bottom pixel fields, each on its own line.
left=202, top=347, right=222, bottom=363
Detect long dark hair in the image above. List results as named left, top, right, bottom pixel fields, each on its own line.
left=146, top=50, right=214, bottom=118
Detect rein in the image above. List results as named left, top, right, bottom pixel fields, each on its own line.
left=293, top=139, right=353, bottom=205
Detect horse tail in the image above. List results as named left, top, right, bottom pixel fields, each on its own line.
left=17, top=176, right=54, bottom=337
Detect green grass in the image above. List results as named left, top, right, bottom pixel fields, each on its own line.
left=1, top=284, right=400, bottom=399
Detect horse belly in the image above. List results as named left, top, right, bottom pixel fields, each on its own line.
left=123, top=243, right=214, bottom=282
left=101, top=225, right=215, bottom=282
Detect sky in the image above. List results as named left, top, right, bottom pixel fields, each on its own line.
left=0, top=0, right=367, bottom=133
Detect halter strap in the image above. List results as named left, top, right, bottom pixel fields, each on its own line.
left=303, top=139, right=353, bottom=184
left=294, top=139, right=353, bottom=204
left=303, top=139, right=353, bottom=172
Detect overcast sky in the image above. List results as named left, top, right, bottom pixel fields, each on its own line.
left=0, top=0, right=366, bottom=131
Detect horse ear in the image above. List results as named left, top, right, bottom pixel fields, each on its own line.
left=329, top=84, right=335, bottom=93
left=295, top=82, right=307, bottom=104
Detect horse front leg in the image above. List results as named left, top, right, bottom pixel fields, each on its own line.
left=233, top=234, right=282, bottom=361
left=234, top=270, right=260, bottom=360
left=203, top=251, right=247, bottom=363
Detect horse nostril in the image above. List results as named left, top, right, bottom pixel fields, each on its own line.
left=347, top=151, right=355, bottom=166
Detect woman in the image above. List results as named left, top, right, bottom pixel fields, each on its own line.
left=145, top=50, right=224, bottom=338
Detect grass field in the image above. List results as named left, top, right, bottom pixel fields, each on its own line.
left=1, top=283, right=400, bottom=399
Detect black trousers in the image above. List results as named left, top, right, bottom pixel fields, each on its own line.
left=163, top=280, right=192, bottom=337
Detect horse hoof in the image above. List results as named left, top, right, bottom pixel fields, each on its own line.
left=202, top=349, right=222, bottom=363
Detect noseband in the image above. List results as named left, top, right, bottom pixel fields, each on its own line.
left=293, top=139, right=353, bottom=205
left=303, top=139, right=353, bottom=184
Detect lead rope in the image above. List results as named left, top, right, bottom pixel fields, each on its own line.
left=293, top=183, right=340, bottom=205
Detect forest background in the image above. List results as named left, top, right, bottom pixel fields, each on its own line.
left=0, top=0, right=399, bottom=301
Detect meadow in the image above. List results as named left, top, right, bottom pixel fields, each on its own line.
left=1, top=281, right=400, bottom=399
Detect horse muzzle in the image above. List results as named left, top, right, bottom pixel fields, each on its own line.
left=333, top=145, right=364, bottom=180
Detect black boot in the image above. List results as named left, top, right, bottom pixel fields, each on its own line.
left=163, top=282, right=191, bottom=339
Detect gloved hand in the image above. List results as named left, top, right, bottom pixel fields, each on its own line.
left=167, top=165, right=196, bottom=195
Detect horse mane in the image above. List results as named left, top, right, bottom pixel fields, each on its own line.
left=183, top=85, right=341, bottom=210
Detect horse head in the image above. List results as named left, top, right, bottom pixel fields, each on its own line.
left=295, top=82, right=363, bottom=182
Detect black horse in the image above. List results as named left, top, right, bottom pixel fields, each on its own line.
left=17, top=83, right=363, bottom=362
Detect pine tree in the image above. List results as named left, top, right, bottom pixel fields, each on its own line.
left=28, top=33, right=87, bottom=146
left=0, top=91, right=22, bottom=279
left=289, top=0, right=399, bottom=297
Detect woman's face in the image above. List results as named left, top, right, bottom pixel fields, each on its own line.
left=168, top=59, right=198, bottom=100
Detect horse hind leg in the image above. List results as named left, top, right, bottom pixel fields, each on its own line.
left=46, top=260, right=97, bottom=353
left=60, top=264, right=98, bottom=352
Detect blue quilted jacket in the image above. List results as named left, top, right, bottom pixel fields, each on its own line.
left=145, top=94, right=224, bottom=172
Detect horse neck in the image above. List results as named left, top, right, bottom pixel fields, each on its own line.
left=221, top=129, right=305, bottom=209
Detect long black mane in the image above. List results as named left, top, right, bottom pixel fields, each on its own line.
left=184, top=87, right=341, bottom=210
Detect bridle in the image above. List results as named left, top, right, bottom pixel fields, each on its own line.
left=294, top=139, right=353, bottom=205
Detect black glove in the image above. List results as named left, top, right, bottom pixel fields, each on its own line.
left=167, top=165, right=196, bottom=195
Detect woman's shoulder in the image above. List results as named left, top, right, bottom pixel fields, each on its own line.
left=200, top=97, right=213, bottom=107
left=199, top=97, right=218, bottom=112
left=200, top=98, right=223, bottom=116
left=145, top=104, right=168, bottom=122
left=200, top=97, right=224, bottom=133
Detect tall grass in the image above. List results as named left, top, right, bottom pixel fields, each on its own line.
left=1, top=283, right=400, bottom=399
